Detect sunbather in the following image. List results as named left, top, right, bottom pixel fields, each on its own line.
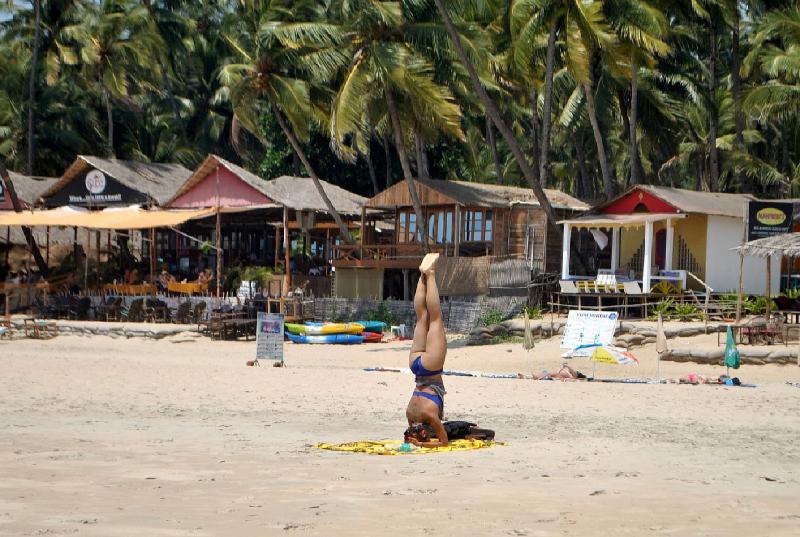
left=518, top=364, right=587, bottom=381
left=405, top=253, right=450, bottom=448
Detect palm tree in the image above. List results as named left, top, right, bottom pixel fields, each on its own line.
left=330, top=0, right=466, bottom=247
left=433, top=0, right=560, bottom=225
left=744, top=5, right=800, bottom=120
left=604, top=0, right=670, bottom=185
left=65, top=0, right=165, bottom=156
left=220, top=0, right=355, bottom=243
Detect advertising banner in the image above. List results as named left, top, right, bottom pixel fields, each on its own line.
left=747, top=201, right=794, bottom=241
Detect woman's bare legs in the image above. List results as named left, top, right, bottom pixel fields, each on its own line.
left=419, top=266, right=447, bottom=371
left=409, top=274, right=429, bottom=366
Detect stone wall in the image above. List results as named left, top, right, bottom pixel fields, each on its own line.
left=311, top=296, right=527, bottom=334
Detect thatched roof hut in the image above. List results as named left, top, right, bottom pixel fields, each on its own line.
left=735, top=232, right=800, bottom=258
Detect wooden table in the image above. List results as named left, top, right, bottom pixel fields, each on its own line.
left=23, top=318, right=59, bottom=339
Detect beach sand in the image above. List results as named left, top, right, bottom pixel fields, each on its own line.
left=1, top=328, right=799, bottom=536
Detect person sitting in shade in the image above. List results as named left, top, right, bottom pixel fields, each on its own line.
left=196, top=268, right=212, bottom=285
left=158, top=269, right=175, bottom=290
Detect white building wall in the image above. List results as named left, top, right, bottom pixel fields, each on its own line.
left=705, top=215, right=780, bottom=295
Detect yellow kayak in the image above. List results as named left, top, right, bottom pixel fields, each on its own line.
left=285, top=322, right=365, bottom=335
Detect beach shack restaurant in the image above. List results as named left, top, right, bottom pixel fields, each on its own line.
left=559, top=185, right=780, bottom=295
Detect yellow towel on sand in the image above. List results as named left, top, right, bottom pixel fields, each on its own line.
left=317, top=439, right=500, bottom=455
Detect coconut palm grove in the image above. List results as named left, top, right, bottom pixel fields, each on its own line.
left=1, top=0, right=799, bottom=203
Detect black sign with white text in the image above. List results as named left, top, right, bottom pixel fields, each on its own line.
left=747, top=201, right=794, bottom=241
left=45, top=168, right=149, bottom=207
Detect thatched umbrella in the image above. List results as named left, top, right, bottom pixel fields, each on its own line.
left=734, top=232, right=800, bottom=319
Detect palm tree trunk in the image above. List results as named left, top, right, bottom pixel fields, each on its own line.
left=266, top=97, right=355, bottom=245
left=629, top=56, right=641, bottom=186
left=708, top=24, right=719, bottom=192
left=0, top=159, right=48, bottom=275
left=432, top=0, right=558, bottom=228
left=383, top=133, right=393, bottom=188
left=486, top=116, right=503, bottom=184
left=26, top=0, right=42, bottom=175
left=104, top=87, right=115, bottom=158
left=529, top=88, right=539, bottom=178
left=583, top=81, right=614, bottom=198
left=414, top=129, right=430, bottom=180
left=363, top=144, right=380, bottom=196
left=384, top=86, right=428, bottom=248
left=575, top=138, right=592, bottom=199
left=732, top=8, right=745, bottom=191
left=539, top=18, right=558, bottom=186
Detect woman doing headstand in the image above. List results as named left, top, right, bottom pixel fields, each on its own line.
left=405, top=254, right=449, bottom=447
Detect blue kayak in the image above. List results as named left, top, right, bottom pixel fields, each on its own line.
left=286, top=332, right=364, bottom=345
left=351, top=320, right=387, bottom=333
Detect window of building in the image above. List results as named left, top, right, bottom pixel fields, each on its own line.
left=462, top=209, right=493, bottom=242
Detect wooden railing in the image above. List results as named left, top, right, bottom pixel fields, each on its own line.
left=333, top=243, right=451, bottom=265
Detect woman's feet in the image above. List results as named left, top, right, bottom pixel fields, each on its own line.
left=419, top=253, right=439, bottom=275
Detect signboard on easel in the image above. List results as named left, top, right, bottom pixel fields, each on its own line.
left=256, top=312, right=284, bottom=365
left=560, top=310, right=618, bottom=357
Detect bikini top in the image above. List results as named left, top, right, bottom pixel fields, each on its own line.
left=411, top=356, right=442, bottom=377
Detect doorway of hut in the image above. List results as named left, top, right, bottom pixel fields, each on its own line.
left=383, top=268, right=420, bottom=301
left=655, top=229, right=667, bottom=270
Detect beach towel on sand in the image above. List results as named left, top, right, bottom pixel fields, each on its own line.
left=317, top=439, right=500, bottom=455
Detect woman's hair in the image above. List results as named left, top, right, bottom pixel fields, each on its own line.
left=404, top=423, right=434, bottom=441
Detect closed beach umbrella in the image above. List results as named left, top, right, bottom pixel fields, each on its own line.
left=724, top=325, right=741, bottom=374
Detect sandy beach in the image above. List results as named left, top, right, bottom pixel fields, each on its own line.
left=1, top=328, right=799, bottom=536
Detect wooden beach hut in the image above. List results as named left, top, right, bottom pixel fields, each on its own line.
left=166, top=154, right=368, bottom=296
left=558, top=185, right=780, bottom=295
left=331, top=179, right=589, bottom=299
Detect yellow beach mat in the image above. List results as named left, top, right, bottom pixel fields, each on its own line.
left=317, top=439, right=500, bottom=455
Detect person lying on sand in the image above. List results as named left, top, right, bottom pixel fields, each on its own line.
left=666, top=374, right=740, bottom=385
left=405, top=253, right=450, bottom=448
left=404, top=421, right=495, bottom=445
left=518, top=364, right=587, bottom=381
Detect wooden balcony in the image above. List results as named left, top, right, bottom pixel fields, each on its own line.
left=332, top=243, right=453, bottom=269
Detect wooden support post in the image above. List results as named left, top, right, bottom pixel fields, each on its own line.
left=96, top=230, right=101, bottom=267
left=5, top=226, right=11, bottom=266
left=766, top=255, right=772, bottom=319
left=736, top=201, right=748, bottom=322
left=45, top=226, right=50, bottom=265
left=283, top=205, right=291, bottom=293
left=149, top=228, right=156, bottom=294
left=360, top=205, right=366, bottom=259
left=274, top=224, right=280, bottom=271
left=454, top=205, right=460, bottom=257
left=215, top=209, right=222, bottom=297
